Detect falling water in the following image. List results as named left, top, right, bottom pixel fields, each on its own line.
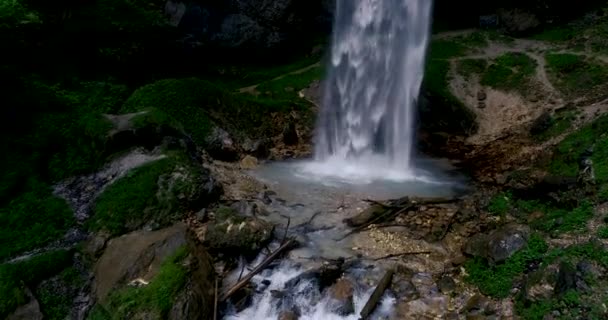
left=313, top=0, right=433, bottom=177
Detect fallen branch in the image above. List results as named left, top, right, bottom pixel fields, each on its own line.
left=281, top=216, right=291, bottom=244
left=213, top=278, right=219, bottom=320
left=220, top=239, right=298, bottom=302
left=337, top=206, right=411, bottom=241
left=372, top=251, right=431, bottom=261
left=359, top=269, right=394, bottom=320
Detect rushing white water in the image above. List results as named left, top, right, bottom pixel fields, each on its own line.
left=313, top=0, right=433, bottom=177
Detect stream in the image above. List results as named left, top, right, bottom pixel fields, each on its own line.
left=221, top=158, right=465, bottom=319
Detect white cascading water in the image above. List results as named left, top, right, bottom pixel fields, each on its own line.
left=307, top=0, right=433, bottom=182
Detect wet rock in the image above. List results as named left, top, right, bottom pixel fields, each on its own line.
left=477, top=90, right=487, bottom=101
left=464, top=224, right=530, bottom=264
left=465, top=294, right=492, bottom=317
left=229, top=285, right=255, bottom=312
left=242, top=138, right=270, bottom=158
left=393, top=279, right=419, bottom=301
left=282, top=122, right=299, bottom=146
left=555, top=262, right=577, bottom=295
left=7, top=288, right=43, bottom=320
left=84, top=232, right=111, bottom=257
left=285, top=259, right=345, bottom=293
left=530, top=111, right=552, bottom=135
left=230, top=200, right=259, bottom=217
left=394, top=296, right=448, bottom=319
left=93, top=223, right=216, bottom=319
left=240, top=155, right=259, bottom=169
left=204, top=207, right=273, bottom=257
left=437, top=276, right=456, bottom=294
left=206, top=127, right=239, bottom=161
left=278, top=310, right=299, bottom=320
left=486, top=224, right=530, bottom=263
left=328, top=278, right=355, bottom=316
left=498, top=9, right=541, bottom=35
left=410, top=273, right=437, bottom=296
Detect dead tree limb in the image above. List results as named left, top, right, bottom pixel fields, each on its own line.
left=281, top=216, right=291, bottom=244
left=359, top=269, right=394, bottom=320
left=220, top=239, right=298, bottom=302
left=372, top=251, right=431, bottom=261
left=213, top=278, right=219, bottom=320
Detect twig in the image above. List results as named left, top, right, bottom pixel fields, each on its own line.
left=307, top=211, right=322, bottom=224
left=213, top=278, right=219, bottom=320
left=282, top=216, right=291, bottom=244
left=359, top=269, right=394, bottom=320
left=439, top=213, right=456, bottom=241
left=221, top=239, right=298, bottom=302
left=372, top=251, right=431, bottom=261
left=237, top=257, right=246, bottom=282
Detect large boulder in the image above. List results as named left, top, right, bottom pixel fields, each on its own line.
left=92, top=223, right=216, bottom=319
left=168, top=0, right=332, bottom=51
left=202, top=207, right=274, bottom=257
left=464, top=224, right=531, bottom=264
left=6, top=288, right=43, bottom=320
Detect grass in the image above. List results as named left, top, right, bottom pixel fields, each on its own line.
left=488, top=192, right=512, bottom=215
left=530, top=27, right=576, bottom=42
left=532, top=110, right=578, bottom=141
left=465, top=234, right=549, bottom=298
left=90, top=154, right=207, bottom=235
left=89, top=246, right=189, bottom=319
left=427, top=39, right=467, bottom=60
left=0, top=180, right=74, bottom=261
left=480, top=52, right=537, bottom=95
left=597, top=226, right=608, bottom=238
left=545, top=53, right=608, bottom=98
left=457, top=58, right=488, bottom=79
left=0, top=250, right=73, bottom=318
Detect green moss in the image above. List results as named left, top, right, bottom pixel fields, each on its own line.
left=480, top=52, right=537, bottom=95
left=255, top=65, right=323, bottom=101
left=465, top=234, right=549, bottom=298
left=532, top=201, right=594, bottom=233
left=121, top=78, right=215, bottom=145
left=457, top=58, right=488, bottom=79
left=91, top=154, right=202, bottom=235
left=597, top=226, right=608, bottom=239
left=0, top=180, right=74, bottom=261
left=549, top=114, right=608, bottom=182
left=488, top=192, right=512, bottom=215
left=427, top=39, right=467, bottom=60
left=533, top=110, right=578, bottom=141
left=0, top=250, right=73, bottom=318
left=37, top=267, right=85, bottom=320
left=89, top=247, right=189, bottom=319
left=545, top=53, right=608, bottom=98
left=530, top=27, right=576, bottom=42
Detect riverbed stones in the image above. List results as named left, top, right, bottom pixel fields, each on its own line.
left=240, top=155, right=259, bottom=169
left=278, top=311, right=299, bottom=320
left=206, top=127, right=239, bottom=161
left=328, top=278, right=355, bottom=316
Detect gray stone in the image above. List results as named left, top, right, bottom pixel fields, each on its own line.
left=7, top=288, right=43, bottom=320
left=464, top=224, right=531, bottom=264
left=438, top=276, right=456, bottom=294
left=205, top=127, right=239, bottom=161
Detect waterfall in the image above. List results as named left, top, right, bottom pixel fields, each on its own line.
left=314, top=0, right=433, bottom=174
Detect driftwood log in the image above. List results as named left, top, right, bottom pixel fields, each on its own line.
left=220, top=238, right=298, bottom=302
left=359, top=269, right=394, bottom=320
left=339, top=196, right=456, bottom=240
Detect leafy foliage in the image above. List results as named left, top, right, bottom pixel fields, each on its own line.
left=465, top=234, right=548, bottom=298
left=480, top=52, right=537, bottom=95
left=0, top=250, right=72, bottom=318
left=0, top=180, right=73, bottom=261
left=545, top=53, right=608, bottom=98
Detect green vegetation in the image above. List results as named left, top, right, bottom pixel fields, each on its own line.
left=597, top=226, right=608, bottom=238
left=0, top=250, right=73, bottom=318
left=480, top=52, right=537, bottom=95
left=549, top=114, right=608, bottom=182
left=89, top=247, right=189, bottom=319
left=488, top=192, right=512, bottom=215
left=255, top=65, right=323, bottom=101
left=91, top=154, right=207, bottom=235
left=427, top=39, right=467, bottom=60
left=533, top=110, right=578, bottom=141
left=37, top=267, right=86, bottom=320
left=465, top=234, right=549, bottom=298
left=121, top=78, right=215, bottom=144
left=545, top=53, right=608, bottom=98
left=0, top=181, right=74, bottom=261
left=530, top=27, right=576, bottom=42
left=457, top=59, right=488, bottom=79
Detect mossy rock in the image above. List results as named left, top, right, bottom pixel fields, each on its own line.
left=91, top=154, right=222, bottom=236
left=204, top=207, right=274, bottom=257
